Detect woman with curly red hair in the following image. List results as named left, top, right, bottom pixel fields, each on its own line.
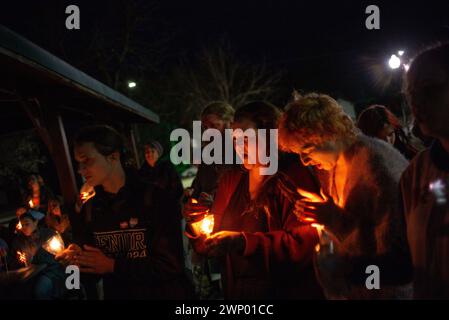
left=278, top=92, right=413, bottom=299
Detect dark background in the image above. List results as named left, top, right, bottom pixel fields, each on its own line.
left=1, top=0, right=448, bottom=114
left=0, top=0, right=448, bottom=201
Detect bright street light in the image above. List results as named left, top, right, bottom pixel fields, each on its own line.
left=388, top=54, right=401, bottom=69
left=128, top=81, right=137, bottom=88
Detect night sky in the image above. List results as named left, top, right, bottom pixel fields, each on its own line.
left=1, top=0, right=449, bottom=107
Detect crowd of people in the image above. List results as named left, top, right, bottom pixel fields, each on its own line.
left=0, top=43, right=448, bottom=300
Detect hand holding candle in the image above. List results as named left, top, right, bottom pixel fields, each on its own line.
left=204, top=231, right=244, bottom=257
left=55, top=243, right=82, bottom=266
left=294, top=187, right=327, bottom=224
left=80, top=183, right=96, bottom=204
left=75, top=245, right=115, bottom=274
left=17, top=251, right=28, bottom=267
left=294, top=187, right=340, bottom=226
left=183, top=198, right=211, bottom=223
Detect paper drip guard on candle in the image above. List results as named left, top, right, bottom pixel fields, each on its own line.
left=42, top=233, right=65, bottom=255
left=191, top=214, right=215, bottom=236
left=188, top=198, right=215, bottom=236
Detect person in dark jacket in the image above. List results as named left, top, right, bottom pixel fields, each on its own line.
left=185, top=102, right=324, bottom=299
left=139, top=140, right=183, bottom=203
left=187, top=101, right=236, bottom=199
left=400, top=43, right=449, bottom=299
left=184, top=101, right=236, bottom=299
left=56, top=125, right=192, bottom=300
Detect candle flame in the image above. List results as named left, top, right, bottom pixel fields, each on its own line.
left=16, top=221, right=22, bottom=230
left=191, top=198, right=198, bottom=204
left=80, top=190, right=95, bottom=203
left=49, top=237, right=63, bottom=252
left=28, top=199, right=34, bottom=208
left=17, top=251, right=27, bottom=266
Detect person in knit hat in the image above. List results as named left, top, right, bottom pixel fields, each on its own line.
left=139, top=140, right=184, bottom=205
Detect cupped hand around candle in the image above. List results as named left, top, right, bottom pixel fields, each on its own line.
left=55, top=243, right=82, bottom=266
left=74, top=245, right=115, bottom=275
left=294, top=195, right=342, bottom=227
left=183, top=199, right=211, bottom=223
left=198, top=192, right=214, bottom=207
left=204, top=231, right=245, bottom=257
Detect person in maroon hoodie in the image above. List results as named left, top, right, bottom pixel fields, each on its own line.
left=185, top=101, right=324, bottom=299
left=56, top=125, right=192, bottom=299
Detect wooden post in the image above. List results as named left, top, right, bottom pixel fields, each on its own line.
left=129, top=125, right=141, bottom=169
left=46, top=112, right=78, bottom=205
left=21, top=98, right=78, bottom=204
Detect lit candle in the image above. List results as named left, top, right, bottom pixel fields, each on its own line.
left=17, top=251, right=28, bottom=267
left=311, top=223, right=333, bottom=254
left=28, top=199, right=34, bottom=208
left=42, top=233, right=65, bottom=255
left=80, top=190, right=95, bottom=203
left=191, top=214, right=215, bottom=237
left=200, top=214, right=214, bottom=235
left=80, top=183, right=96, bottom=204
